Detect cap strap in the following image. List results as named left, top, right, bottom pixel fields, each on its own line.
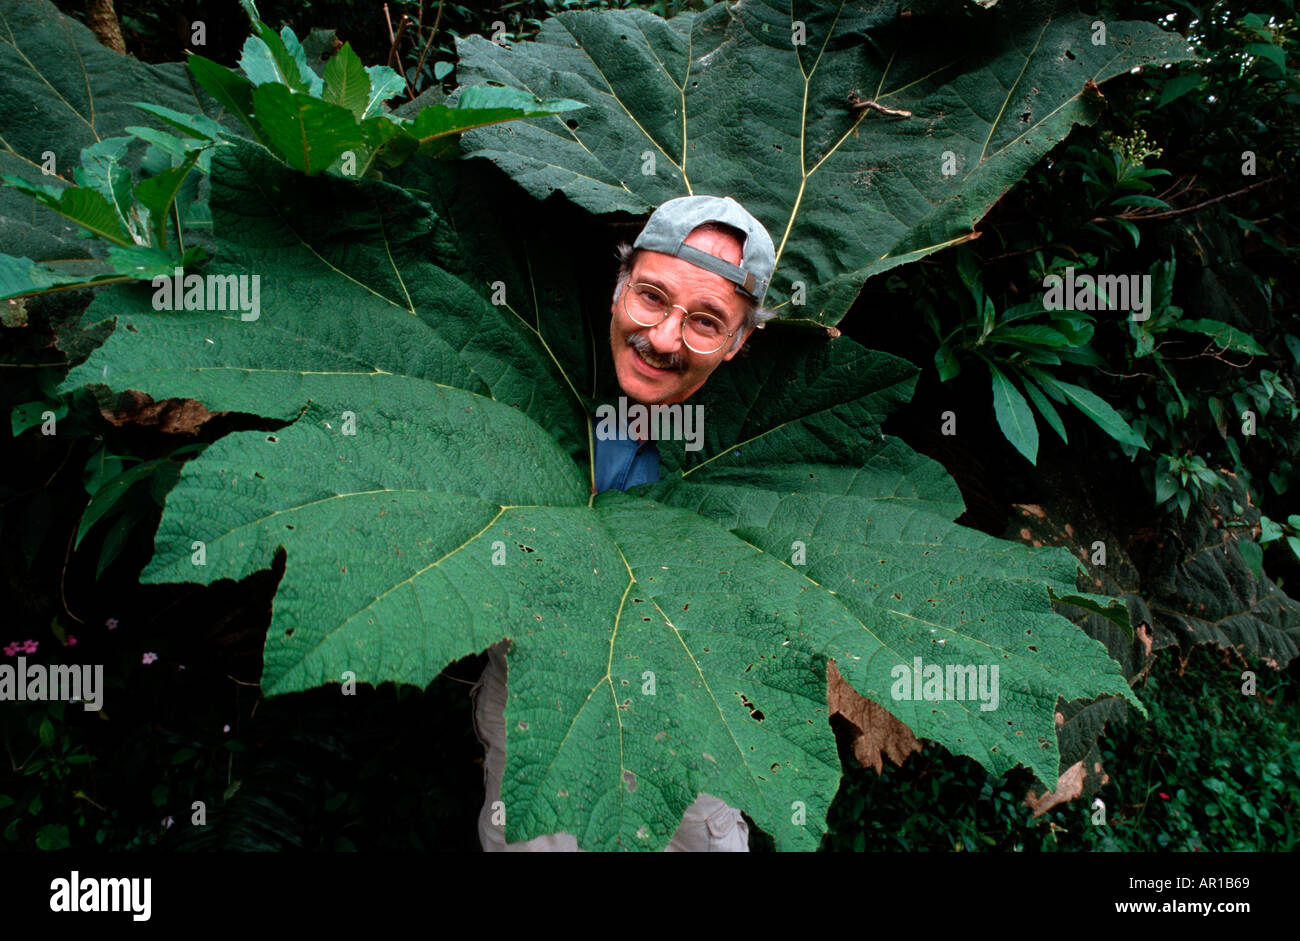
left=673, top=243, right=765, bottom=300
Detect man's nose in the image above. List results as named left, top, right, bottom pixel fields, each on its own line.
left=646, top=307, right=686, bottom=353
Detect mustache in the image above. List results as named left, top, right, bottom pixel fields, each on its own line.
left=626, top=332, right=685, bottom=371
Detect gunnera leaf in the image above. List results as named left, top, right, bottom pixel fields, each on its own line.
left=60, top=140, right=1143, bottom=850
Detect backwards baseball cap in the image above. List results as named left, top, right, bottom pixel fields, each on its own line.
left=632, top=195, right=775, bottom=304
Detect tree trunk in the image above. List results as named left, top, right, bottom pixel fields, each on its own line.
left=85, top=0, right=126, bottom=54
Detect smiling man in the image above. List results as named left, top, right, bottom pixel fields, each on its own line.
left=472, top=194, right=777, bottom=851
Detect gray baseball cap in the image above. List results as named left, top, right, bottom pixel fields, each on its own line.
left=632, top=195, right=775, bottom=304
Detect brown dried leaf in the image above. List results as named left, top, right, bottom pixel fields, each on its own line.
left=101, top=390, right=224, bottom=435
left=1024, top=760, right=1086, bottom=817
left=827, top=660, right=921, bottom=773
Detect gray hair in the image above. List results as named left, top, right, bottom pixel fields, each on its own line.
left=612, top=224, right=776, bottom=352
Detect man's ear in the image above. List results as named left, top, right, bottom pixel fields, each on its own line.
left=721, top=326, right=751, bottom=362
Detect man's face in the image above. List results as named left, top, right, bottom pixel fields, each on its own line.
left=609, top=227, right=751, bottom=407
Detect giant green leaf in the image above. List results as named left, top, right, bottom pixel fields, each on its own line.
left=455, top=0, right=1192, bottom=324
left=59, top=140, right=1143, bottom=849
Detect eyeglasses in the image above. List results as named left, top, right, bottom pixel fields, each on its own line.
left=622, top=281, right=737, bottom=355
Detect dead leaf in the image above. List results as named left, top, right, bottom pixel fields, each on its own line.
left=1023, top=760, right=1086, bottom=817
left=1136, top=622, right=1153, bottom=658
left=827, top=660, right=921, bottom=773
left=101, top=390, right=225, bottom=435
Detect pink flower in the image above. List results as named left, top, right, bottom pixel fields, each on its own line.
left=3, top=642, right=19, bottom=657
left=105, top=618, right=118, bottom=631
left=63, top=636, right=78, bottom=647
left=20, top=639, right=37, bottom=654
left=142, top=652, right=158, bottom=665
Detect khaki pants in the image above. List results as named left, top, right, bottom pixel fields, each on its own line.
left=471, top=641, right=750, bottom=852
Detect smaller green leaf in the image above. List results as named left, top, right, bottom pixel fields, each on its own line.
left=1111, top=194, right=1171, bottom=209
left=988, top=361, right=1038, bottom=464
left=1035, top=372, right=1147, bottom=449
left=1017, top=348, right=1063, bottom=366
left=364, top=65, right=406, bottom=117
left=1244, top=42, right=1287, bottom=73
left=126, top=126, right=214, bottom=175
left=77, top=458, right=166, bottom=549
left=10, top=399, right=67, bottom=437
left=131, top=102, right=227, bottom=142
left=97, top=506, right=147, bottom=580
left=323, top=43, right=371, bottom=120
left=252, top=84, right=367, bottom=175
left=1288, top=536, right=1300, bottom=563
left=0, top=254, right=125, bottom=302
left=1154, top=470, right=1178, bottom=505
left=35, top=824, right=69, bottom=852
left=1238, top=539, right=1263, bottom=577
left=134, top=152, right=201, bottom=250
left=407, top=86, right=586, bottom=153
left=1176, top=319, right=1266, bottom=355
left=993, top=324, right=1071, bottom=348
left=106, top=244, right=205, bottom=280
left=1000, top=300, right=1045, bottom=323
left=356, top=118, right=418, bottom=172
left=1114, top=217, right=1140, bottom=248
left=434, top=61, right=454, bottom=80
left=1020, top=374, right=1067, bottom=445
left=73, top=137, right=135, bottom=232
left=280, top=26, right=324, bottom=95
left=1023, top=368, right=1067, bottom=406
left=240, top=25, right=309, bottom=91
left=934, top=345, right=961, bottom=381
left=1156, top=72, right=1202, bottom=107
left=1047, top=587, right=1133, bottom=639
left=1, top=177, right=132, bottom=247
left=187, top=54, right=269, bottom=147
